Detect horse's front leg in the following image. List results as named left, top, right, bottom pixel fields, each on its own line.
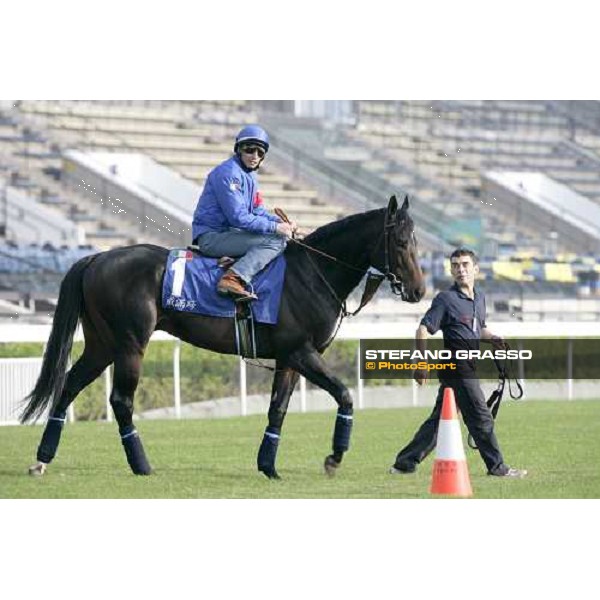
left=257, top=362, right=299, bottom=479
left=287, top=344, right=353, bottom=477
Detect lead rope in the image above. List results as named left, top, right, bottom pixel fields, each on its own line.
left=467, top=344, right=524, bottom=450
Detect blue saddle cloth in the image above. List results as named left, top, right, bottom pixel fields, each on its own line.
left=161, top=250, right=286, bottom=325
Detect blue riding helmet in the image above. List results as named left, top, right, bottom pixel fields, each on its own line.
left=234, top=125, right=270, bottom=154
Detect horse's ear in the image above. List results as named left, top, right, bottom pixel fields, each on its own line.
left=387, top=195, right=398, bottom=215
left=401, top=194, right=409, bottom=212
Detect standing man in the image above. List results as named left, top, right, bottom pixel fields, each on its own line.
left=389, top=248, right=527, bottom=478
left=192, top=125, right=295, bottom=301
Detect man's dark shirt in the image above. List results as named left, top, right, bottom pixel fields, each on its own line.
left=421, top=283, right=487, bottom=376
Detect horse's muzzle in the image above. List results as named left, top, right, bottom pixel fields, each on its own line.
left=403, top=285, right=425, bottom=303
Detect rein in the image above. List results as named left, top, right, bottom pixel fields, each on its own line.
left=288, top=208, right=409, bottom=314
left=243, top=207, right=410, bottom=373
left=291, top=237, right=384, bottom=319
left=290, top=238, right=366, bottom=274
left=242, top=247, right=384, bottom=374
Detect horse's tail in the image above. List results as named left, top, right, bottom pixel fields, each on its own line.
left=20, top=254, right=96, bottom=424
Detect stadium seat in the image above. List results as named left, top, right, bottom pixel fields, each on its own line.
left=544, top=263, right=578, bottom=283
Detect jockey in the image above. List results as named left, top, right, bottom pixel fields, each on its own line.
left=192, top=125, right=295, bottom=301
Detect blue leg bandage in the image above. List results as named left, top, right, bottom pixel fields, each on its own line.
left=37, top=412, right=67, bottom=463
left=257, top=427, right=281, bottom=473
left=120, top=425, right=152, bottom=475
left=332, top=408, right=353, bottom=453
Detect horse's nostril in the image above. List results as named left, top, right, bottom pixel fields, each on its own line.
left=410, top=288, right=424, bottom=303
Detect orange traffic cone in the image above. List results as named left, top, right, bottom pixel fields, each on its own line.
left=430, top=387, right=473, bottom=497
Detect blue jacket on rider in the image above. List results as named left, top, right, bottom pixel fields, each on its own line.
left=192, top=155, right=279, bottom=242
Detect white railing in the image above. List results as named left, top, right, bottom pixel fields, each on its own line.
left=0, top=357, right=43, bottom=424
left=1, top=320, right=600, bottom=425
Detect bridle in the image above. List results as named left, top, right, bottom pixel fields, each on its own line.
left=381, top=208, right=415, bottom=301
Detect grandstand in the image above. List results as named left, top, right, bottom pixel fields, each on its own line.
left=0, top=100, right=352, bottom=319
left=11, top=100, right=347, bottom=232
left=0, top=241, right=96, bottom=319
left=1, top=100, right=600, bottom=324
left=341, top=101, right=600, bottom=255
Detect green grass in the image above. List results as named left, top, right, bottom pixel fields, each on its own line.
left=1, top=400, right=599, bottom=498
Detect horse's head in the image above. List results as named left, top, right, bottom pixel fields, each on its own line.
left=373, top=194, right=426, bottom=303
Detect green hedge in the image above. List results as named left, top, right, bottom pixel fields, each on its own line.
left=2, top=339, right=403, bottom=421
left=3, top=336, right=588, bottom=420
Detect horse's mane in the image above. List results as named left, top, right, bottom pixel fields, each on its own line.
left=304, top=208, right=384, bottom=245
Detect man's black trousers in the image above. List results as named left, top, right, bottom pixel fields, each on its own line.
left=394, top=377, right=506, bottom=475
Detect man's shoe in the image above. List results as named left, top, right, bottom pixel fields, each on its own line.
left=489, top=467, right=528, bottom=478
left=217, top=270, right=257, bottom=301
left=389, top=465, right=416, bottom=475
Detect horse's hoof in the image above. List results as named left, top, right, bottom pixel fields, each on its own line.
left=133, top=467, right=153, bottom=476
left=259, top=468, right=281, bottom=480
left=28, top=462, right=47, bottom=477
left=324, top=455, right=340, bottom=477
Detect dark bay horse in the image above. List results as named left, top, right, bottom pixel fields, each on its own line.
left=22, top=195, right=425, bottom=479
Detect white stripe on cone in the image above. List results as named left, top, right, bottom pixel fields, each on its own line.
left=435, top=420, right=466, bottom=460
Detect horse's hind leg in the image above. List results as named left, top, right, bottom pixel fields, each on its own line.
left=287, top=345, right=354, bottom=477
left=110, top=351, right=152, bottom=475
left=29, top=346, right=112, bottom=476
left=257, top=363, right=300, bottom=480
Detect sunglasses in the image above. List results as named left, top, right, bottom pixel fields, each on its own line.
left=241, top=146, right=266, bottom=158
